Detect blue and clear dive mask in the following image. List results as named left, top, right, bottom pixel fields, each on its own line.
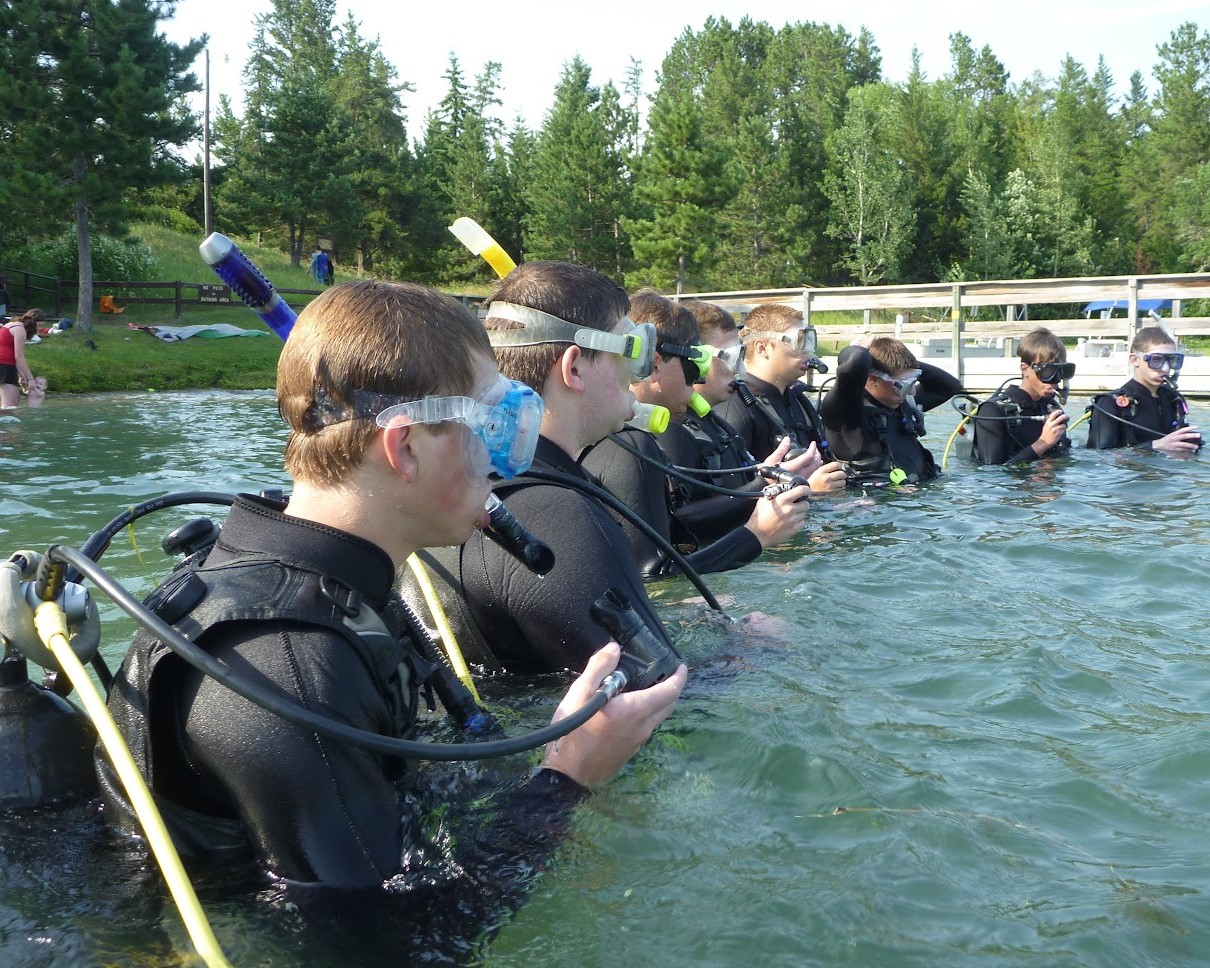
left=374, top=374, right=542, bottom=479
left=486, top=301, right=657, bottom=381
left=307, top=375, right=542, bottom=479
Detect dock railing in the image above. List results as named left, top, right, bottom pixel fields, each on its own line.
left=675, top=272, right=1210, bottom=383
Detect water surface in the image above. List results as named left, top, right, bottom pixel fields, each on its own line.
left=1, top=391, right=1207, bottom=966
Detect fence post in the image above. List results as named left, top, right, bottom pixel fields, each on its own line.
left=53, top=276, right=62, bottom=317
left=175, top=281, right=183, bottom=320
left=951, top=283, right=964, bottom=384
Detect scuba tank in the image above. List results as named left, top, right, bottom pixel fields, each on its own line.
left=0, top=553, right=99, bottom=809
left=0, top=653, right=97, bottom=809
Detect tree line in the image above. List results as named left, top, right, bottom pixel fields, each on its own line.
left=2, top=2, right=1209, bottom=330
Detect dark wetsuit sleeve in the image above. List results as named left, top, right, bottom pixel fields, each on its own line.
left=176, top=622, right=409, bottom=887
left=820, top=345, right=871, bottom=459
left=674, top=483, right=762, bottom=539
left=465, top=483, right=670, bottom=673
left=915, top=361, right=963, bottom=411
left=583, top=432, right=761, bottom=579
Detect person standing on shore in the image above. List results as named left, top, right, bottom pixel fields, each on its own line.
left=0, top=311, right=40, bottom=408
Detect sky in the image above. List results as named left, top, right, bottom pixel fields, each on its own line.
left=162, top=0, right=1209, bottom=148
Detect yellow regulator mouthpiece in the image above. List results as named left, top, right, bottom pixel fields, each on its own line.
left=688, top=392, right=712, bottom=418
left=626, top=402, right=671, bottom=434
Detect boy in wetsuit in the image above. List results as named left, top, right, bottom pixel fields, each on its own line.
left=581, top=290, right=811, bottom=579
left=1086, top=326, right=1202, bottom=453
left=715, top=303, right=836, bottom=470
left=97, top=280, right=684, bottom=888
left=821, top=336, right=963, bottom=484
left=972, top=327, right=1072, bottom=464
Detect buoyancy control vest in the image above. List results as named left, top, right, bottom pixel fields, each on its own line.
left=845, top=397, right=936, bottom=484
left=99, top=553, right=425, bottom=853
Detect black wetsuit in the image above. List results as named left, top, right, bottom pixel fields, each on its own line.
left=1086, top=378, right=1197, bottom=450
left=716, top=373, right=826, bottom=462
left=97, top=495, right=584, bottom=887
left=820, top=346, right=963, bottom=483
left=971, top=385, right=1071, bottom=464
left=675, top=410, right=768, bottom=544
left=403, top=436, right=672, bottom=674
left=580, top=426, right=762, bottom=579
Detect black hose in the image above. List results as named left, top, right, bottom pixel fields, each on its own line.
left=52, top=544, right=618, bottom=762
left=605, top=432, right=762, bottom=498
left=518, top=467, right=727, bottom=615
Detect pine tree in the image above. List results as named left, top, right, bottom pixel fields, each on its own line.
left=0, top=0, right=202, bottom=329
left=526, top=59, right=631, bottom=275
left=625, top=89, right=728, bottom=292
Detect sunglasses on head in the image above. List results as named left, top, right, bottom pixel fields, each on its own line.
left=1141, top=352, right=1184, bottom=371
left=1029, top=361, right=1076, bottom=384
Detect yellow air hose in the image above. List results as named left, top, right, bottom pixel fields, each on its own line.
left=406, top=554, right=482, bottom=705
left=941, top=413, right=974, bottom=470
left=33, top=601, right=231, bottom=968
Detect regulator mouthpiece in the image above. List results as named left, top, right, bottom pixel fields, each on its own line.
left=626, top=403, right=670, bottom=434
left=483, top=494, right=555, bottom=575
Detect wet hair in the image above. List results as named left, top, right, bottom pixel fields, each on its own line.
left=485, top=261, right=629, bottom=393
left=1130, top=326, right=1177, bottom=354
left=1017, top=327, right=1066, bottom=364
left=682, top=300, right=737, bottom=343
left=868, top=337, right=918, bottom=375
left=740, top=303, right=802, bottom=361
left=630, top=289, right=699, bottom=347
left=279, top=279, right=491, bottom=486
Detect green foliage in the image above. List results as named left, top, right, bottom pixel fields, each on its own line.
left=823, top=83, right=914, bottom=284
left=7, top=9, right=1209, bottom=298
left=30, top=228, right=160, bottom=282
left=525, top=59, right=633, bottom=276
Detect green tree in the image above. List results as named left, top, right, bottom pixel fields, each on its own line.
left=0, top=0, right=202, bottom=329
left=526, top=59, right=632, bottom=275
left=213, top=0, right=374, bottom=267
left=823, top=83, right=914, bottom=285
left=625, top=89, right=728, bottom=292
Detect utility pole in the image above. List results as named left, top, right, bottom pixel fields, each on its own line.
left=203, top=47, right=213, bottom=237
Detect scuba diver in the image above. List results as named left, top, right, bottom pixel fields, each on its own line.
left=88, top=280, right=684, bottom=888
left=715, top=304, right=841, bottom=483
left=581, top=290, right=811, bottom=580
left=1086, top=326, right=1202, bottom=453
left=821, top=336, right=964, bottom=484
left=971, top=328, right=1072, bottom=465
left=399, top=262, right=686, bottom=676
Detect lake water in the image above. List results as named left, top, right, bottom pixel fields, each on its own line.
left=1, top=390, right=1208, bottom=966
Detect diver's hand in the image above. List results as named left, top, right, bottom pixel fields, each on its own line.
left=807, top=460, right=848, bottom=492
left=541, top=643, right=685, bottom=789
left=1032, top=408, right=1068, bottom=454
left=746, top=483, right=810, bottom=549
left=1151, top=424, right=1201, bottom=454
left=778, top=440, right=823, bottom=480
